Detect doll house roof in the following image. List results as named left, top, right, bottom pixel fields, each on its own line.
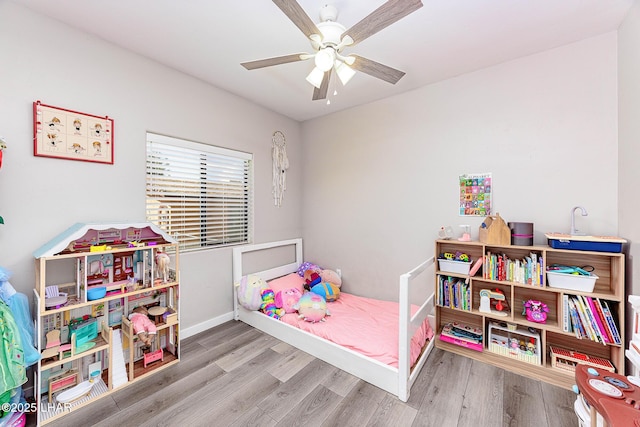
left=33, top=222, right=177, bottom=258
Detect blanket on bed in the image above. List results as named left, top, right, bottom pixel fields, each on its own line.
left=279, top=292, right=433, bottom=368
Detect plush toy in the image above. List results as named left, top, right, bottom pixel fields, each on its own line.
left=260, top=289, right=283, bottom=320
left=274, top=287, right=303, bottom=313
left=297, top=262, right=321, bottom=277
left=128, top=306, right=156, bottom=349
left=311, top=282, right=340, bottom=302
left=303, top=269, right=321, bottom=291
left=296, top=292, right=329, bottom=323
left=319, top=269, right=342, bottom=288
left=235, top=274, right=267, bottom=310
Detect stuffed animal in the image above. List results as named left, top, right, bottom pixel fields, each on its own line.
left=274, top=287, right=303, bottom=313
left=128, top=306, right=156, bottom=349
left=311, top=282, right=340, bottom=302
left=303, top=269, right=321, bottom=291
left=297, top=262, right=321, bottom=277
left=295, top=292, right=329, bottom=323
left=260, top=289, right=283, bottom=320
left=319, top=269, right=342, bottom=288
left=235, top=274, right=267, bottom=310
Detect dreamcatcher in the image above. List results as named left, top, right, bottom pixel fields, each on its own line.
left=272, top=131, right=289, bottom=207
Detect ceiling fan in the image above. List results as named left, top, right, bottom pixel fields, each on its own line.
left=241, top=0, right=423, bottom=101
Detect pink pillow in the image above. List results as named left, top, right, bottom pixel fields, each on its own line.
left=268, top=273, right=305, bottom=294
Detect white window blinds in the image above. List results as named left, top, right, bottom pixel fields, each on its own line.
left=146, top=133, right=252, bottom=251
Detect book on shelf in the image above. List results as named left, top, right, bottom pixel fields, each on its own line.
left=601, top=300, right=621, bottom=344
left=562, top=294, right=569, bottom=332
left=437, top=276, right=470, bottom=310
left=567, top=295, right=621, bottom=345
left=585, top=296, right=611, bottom=344
left=439, top=322, right=483, bottom=352
left=582, top=295, right=609, bottom=344
left=567, top=298, right=587, bottom=339
left=441, top=322, right=482, bottom=343
left=483, top=251, right=544, bottom=286
left=570, top=296, right=592, bottom=340
left=593, top=299, right=614, bottom=343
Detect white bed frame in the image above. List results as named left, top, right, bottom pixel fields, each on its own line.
left=232, top=238, right=436, bottom=402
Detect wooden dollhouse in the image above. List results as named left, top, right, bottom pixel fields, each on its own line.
left=32, top=222, right=180, bottom=425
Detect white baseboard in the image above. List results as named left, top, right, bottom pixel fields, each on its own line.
left=181, top=311, right=234, bottom=339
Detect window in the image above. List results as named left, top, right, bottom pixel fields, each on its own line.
left=146, top=132, right=252, bottom=251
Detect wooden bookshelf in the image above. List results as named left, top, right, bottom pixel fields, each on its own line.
left=434, top=239, right=625, bottom=390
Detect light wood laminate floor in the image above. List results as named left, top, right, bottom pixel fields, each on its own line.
left=40, top=320, right=577, bottom=427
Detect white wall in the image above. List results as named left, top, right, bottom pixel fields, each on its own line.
left=0, top=2, right=302, bottom=330
left=302, top=33, right=619, bottom=302
left=619, top=0, right=640, bottom=298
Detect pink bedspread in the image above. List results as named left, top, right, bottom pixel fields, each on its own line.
left=280, top=292, right=434, bottom=368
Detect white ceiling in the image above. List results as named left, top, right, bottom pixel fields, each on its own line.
left=15, top=0, right=634, bottom=122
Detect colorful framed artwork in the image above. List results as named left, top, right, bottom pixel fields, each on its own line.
left=459, top=173, right=492, bottom=216
left=33, top=101, right=114, bottom=164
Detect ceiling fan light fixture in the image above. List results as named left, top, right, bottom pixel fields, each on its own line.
left=335, top=60, right=356, bottom=86
left=306, top=66, right=325, bottom=88
left=317, top=21, right=346, bottom=46
left=314, top=48, right=335, bottom=72
left=243, top=1, right=422, bottom=102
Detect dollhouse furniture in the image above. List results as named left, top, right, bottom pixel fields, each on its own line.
left=47, top=369, right=78, bottom=402
left=232, top=238, right=436, bottom=402
left=143, top=348, right=164, bottom=368
left=147, top=305, right=167, bottom=323
left=32, top=222, right=180, bottom=426
left=44, top=285, right=67, bottom=309
left=434, top=239, right=625, bottom=390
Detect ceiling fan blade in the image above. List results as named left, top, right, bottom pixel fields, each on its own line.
left=350, top=55, right=406, bottom=84
left=342, top=0, right=423, bottom=46
left=273, top=0, right=321, bottom=39
left=241, top=53, right=308, bottom=70
left=312, top=71, right=331, bottom=100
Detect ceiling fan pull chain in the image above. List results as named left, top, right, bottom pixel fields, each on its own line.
left=272, top=131, right=289, bottom=207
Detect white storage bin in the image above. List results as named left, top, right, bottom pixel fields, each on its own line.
left=488, top=322, right=541, bottom=365
left=438, top=259, right=471, bottom=275
left=547, top=271, right=598, bottom=292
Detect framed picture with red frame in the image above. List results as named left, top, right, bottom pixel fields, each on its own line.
left=33, top=100, right=114, bottom=164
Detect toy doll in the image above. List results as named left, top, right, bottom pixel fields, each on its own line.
left=128, top=306, right=156, bottom=350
